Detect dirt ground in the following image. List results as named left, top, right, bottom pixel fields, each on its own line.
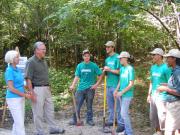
left=0, top=85, right=153, bottom=135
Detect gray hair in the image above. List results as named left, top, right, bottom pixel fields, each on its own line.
left=33, top=41, right=45, bottom=50
left=5, top=50, right=18, bottom=64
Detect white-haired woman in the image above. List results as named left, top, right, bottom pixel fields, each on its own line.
left=4, top=50, right=32, bottom=135
left=114, top=51, right=135, bottom=135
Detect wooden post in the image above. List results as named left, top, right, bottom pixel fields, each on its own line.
left=0, top=100, right=7, bottom=127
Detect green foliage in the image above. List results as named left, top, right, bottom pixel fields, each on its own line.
left=0, top=70, right=6, bottom=103
left=49, top=68, right=74, bottom=111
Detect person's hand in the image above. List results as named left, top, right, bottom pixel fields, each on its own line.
left=69, top=85, right=75, bottom=92
left=147, top=95, right=151, bottom=103
left=113, top=90, right=118, bottom=98
left=29, top=91, right=37, bottom=103
left=157, top=86, right=168, bottom=93
left=25, top=93, right=32, bottom=99
left=117, top=91, right=123, bottom=97
left=90, top=84, right=98, bottom=90
left=160, top=83, right=168, bottom=86
left=103, top=66, right=111, bottom=72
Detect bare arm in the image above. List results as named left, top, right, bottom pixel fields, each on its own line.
left=120, top=80, right=134, bottom=95
left=167, top=88, right=180, bottom=96
left=103, top=66, right=119, bottom=75
left=109, top=69, right=119, bottom=75
left=113, top=81, right=120, bottom=97
left=7, top=81, right=31, bottom=99
left=91, top=74, right=104, bottom=90
left=26, top=79, right=33, bottom=92
left=7, top=81, right=26, bottom=97
left=158, top=86, right=180, bottom=97
left=70, top=76, right=79, bottom=90
left=147, top=82, right=152, bottom=103
left=26, top=78, right=36, bottom=101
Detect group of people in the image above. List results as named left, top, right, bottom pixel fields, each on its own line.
left=147, top=48, right=180, bottom=135
left=5, top=42, right=65, bottom=135
left=3, top=40, right=180, bottom=135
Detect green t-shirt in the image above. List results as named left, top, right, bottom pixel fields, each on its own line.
left=75, top=61, right=102, bottom=91
left=119, top=65, right=135, bottom=97
left=105, top=53, right=121, bottom=87
left=150, top=63, right=172, bottom=100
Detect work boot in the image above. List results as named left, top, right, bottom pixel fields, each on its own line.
left=105, top=122, right=113, bottom=126
left=68, top=120, right=77, bottom=125
left=87, top=120, right=95, bottom=126
left=49, top=128, right=65, bottom=134
left=116, top=125, right=124, bottom=133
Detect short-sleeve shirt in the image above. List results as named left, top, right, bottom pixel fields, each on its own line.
left=165, top=65, right=180, bottom=102
left=25, top=55, right=49, bottom=86
left=75, top=61, right=102, bottom=91
left=150, top=63, right=172, bottom=100
left=105, top=53, right=121, bottom=87
left=5, top=65, right=25, bottom=98
left=119, top=65, right=135, bottom=98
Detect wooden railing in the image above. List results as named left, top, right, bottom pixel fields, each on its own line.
left=0, top=86, right=7, bottom=127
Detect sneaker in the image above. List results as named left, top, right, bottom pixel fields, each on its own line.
left=105, top=122, right=113, bottom=126
left=68, top=120, right=77, bottom=125
left=49, top=128, right=65, bottom=134
left=116, top=125, right=124, bottom=133
left=87, top=120, right=95, bottom=126
left=153, top=131, right=163, bottom=135
left=117, top=131, right=125, bottom=135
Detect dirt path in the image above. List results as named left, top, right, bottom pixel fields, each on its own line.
left=0, top=85, right=153, bottom=135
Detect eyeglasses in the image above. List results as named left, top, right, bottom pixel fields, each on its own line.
left=38, top=48, right=46, bottom=51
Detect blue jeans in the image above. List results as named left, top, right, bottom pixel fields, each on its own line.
left=118, top=97, right=133, bottom=135
left=107, top=87, right=122, bottom=125
left=72, top=88, right=95, bottom=122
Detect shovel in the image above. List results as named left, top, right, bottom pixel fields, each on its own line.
left=102, top=76, right=111, bottom=133
left=103, top=76, right=106, bottom=129
left=111, top=97, right=117, bottom=135
left=71, top=91, right=84, bottom=126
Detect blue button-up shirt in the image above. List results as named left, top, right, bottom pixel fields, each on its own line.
left=5, top=65, right=25, bottom=98
left=165, top=65, right=180, bottom=102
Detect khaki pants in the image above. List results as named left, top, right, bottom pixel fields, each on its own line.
left=165, top=100, right=180, bottom=134
left=150, top=97, right=166, bottom=130
left=32, top=86, right=58, bottom=135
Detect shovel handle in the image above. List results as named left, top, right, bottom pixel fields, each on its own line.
left=71, top=92, right=80, bottom=122
left=113, top=97, right=117, bottom=129
left=103, top=76, right=107, bottom=117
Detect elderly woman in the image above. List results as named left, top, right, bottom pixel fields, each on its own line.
left=4, top=50, right=32, bottom=135
left=158, top=49, right=180, bottom=135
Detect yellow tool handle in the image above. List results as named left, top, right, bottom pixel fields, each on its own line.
left=103, top=76, right=107, bottom=116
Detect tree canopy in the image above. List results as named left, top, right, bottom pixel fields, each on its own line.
left=1, top=0, right=180, bottom=68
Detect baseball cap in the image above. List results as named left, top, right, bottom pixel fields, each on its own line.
left=117, top=51, right=130, bottom=58
left=150, top=48, right=164, bottom=56
left=104, top=41, right=115, bottom=47
left=164, top=49, right=180, bottom=58
left=82, top=49, right=90, bottom=55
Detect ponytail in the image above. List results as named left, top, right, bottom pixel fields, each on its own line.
left=176, top=58, right=180, bottom=66
left=128, top=55, right=135, bottom=65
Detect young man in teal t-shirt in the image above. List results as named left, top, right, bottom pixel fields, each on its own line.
left=147, top=48, right=172, bottom=135
left=103, top=41, right=123, bottom=131
left=69, top=49, right=103, bottom=126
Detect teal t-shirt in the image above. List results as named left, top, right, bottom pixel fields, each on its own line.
left=105, top=53, right=121, bottom=87
left=5, top=65, right=25, bottom=98
left=75, top=61, right=102, bottom=91
left=119, top=65, right=135, bottom=97
left=150, top=63, right=172, bottom=100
